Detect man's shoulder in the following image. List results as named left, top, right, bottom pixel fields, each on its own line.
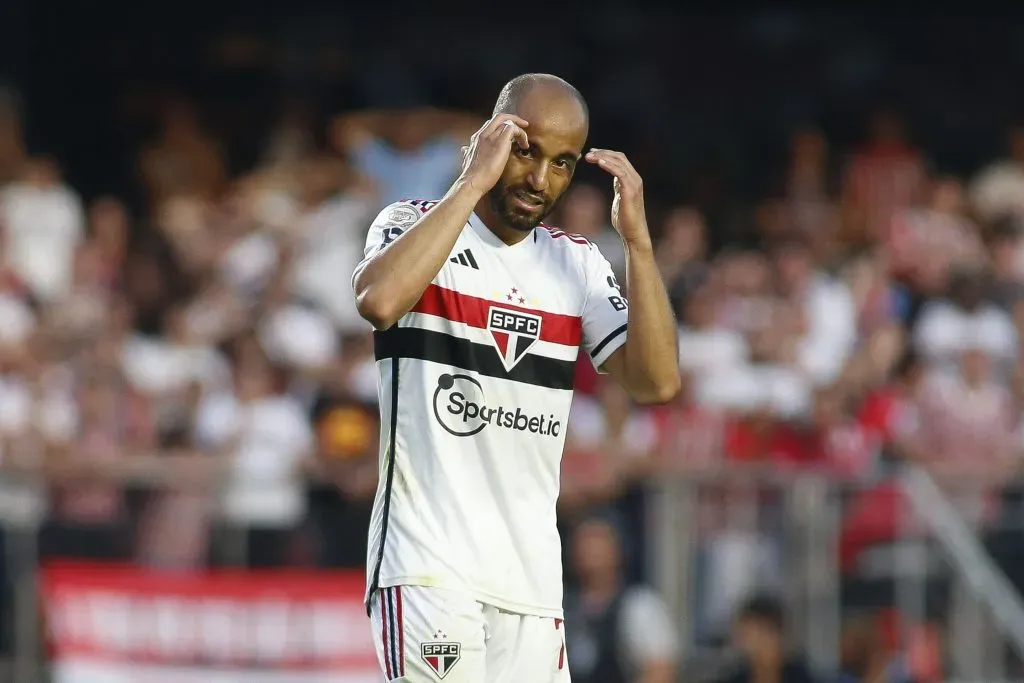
left=534, top=224, right=600, bottom=269
left=536, top=222, right=595, bottom=248
left=402, top=198, right=441, bottom=213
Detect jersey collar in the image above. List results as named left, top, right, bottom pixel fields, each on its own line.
left=469, top=212, right=537, bottom=252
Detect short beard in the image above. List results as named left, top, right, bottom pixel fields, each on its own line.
left=487, top=182, right=550, bottom=233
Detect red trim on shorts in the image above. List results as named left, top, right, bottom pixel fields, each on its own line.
left=395, top=586, right=405, bottom=677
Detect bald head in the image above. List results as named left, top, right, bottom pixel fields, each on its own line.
left=493, top=73, right=589, bottom=129
left=480, top=74, right=589, bottom=238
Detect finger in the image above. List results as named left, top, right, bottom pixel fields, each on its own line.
left=508, top=122, right=530, bottom=150
left=585, top=148, right=629, bottom=166
left=491, top=120, right=529, bottom=150
left=484, top=113, right=530, bottom=137
left=586, top=152, right=640, bottom=185
left=597, top=160, right=643, bottom=195
left=587, top=153, right=629, bottom=177
left=493, top=113, right=530, bottom=130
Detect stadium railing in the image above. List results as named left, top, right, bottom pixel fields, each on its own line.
left=648, top=465, right=1024, bottom=682
left=2, top=464, right=1024, bottom=681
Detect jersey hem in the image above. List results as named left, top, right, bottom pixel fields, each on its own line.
left=374, top=575, right=565, bottom=619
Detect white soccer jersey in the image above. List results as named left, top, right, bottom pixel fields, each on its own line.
left=355, top=199, right=630, bottom=619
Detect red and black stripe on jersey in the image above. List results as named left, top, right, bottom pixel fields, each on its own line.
left=404, top=199, right=438, bottom=213
left=374, top=284, right=581, bottom=391
left=541, top=225, right=593, bottom=246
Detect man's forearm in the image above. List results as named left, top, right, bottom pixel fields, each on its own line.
left=354, top=180, right=482, bottom=330
left=621, top=238, right=680, bottom=402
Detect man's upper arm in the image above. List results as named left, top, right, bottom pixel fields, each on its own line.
left=350, top=201, right=422, bottom=290
left=581, top=245, right=629, bottom=373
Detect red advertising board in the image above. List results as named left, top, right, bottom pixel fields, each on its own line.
left=40, top=562, right=379, bottom=682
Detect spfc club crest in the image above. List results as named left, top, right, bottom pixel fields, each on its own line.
left=421, top=641, right=461, bottom=679
left=487, top=305, right=541, bottom=371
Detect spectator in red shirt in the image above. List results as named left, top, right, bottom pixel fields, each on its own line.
left=857, top=350, right=926, bottom=454
left=841, top=107, right=928, bottom=246
left=807, top=384, right=879, bottom=479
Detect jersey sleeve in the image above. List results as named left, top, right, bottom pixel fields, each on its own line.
left=581, top=245, right=630, bottom=372
left=350, top=201, right=423, bottom=288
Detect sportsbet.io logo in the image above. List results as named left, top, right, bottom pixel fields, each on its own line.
left=432, top=373, right=561, bottom=438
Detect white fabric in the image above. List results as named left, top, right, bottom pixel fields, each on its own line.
left=290, top=195, right=375, bottom=334
left=259, top=304, right=338, bottom=370
left=566, top=396, right=657, bottom=456
left=0, top=292, right=35, bottom=345
left=678, top=327, right=750, bottom=374
left=619, top=587, right=680, bottom=666
left=194, top=393, right=313, bottom=527
left=695, top=363, right=811, bottom=418
left=913, top=301, right=1017, bottom=369
left=220, top=232, right=279, bottom=295
left=121, top=335, right=231, bottom=396
left=797, top=274, right=858, bottom=386
left=970, top=160, right=1024, bottom=223
left=359, top=200, right=630, bottom=618
left=0, top=182, right=84, bottom=302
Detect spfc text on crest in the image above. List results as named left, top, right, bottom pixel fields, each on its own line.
left=487, top=306, right=542, bottom=371
left=421, top=641, right=461, bottom=679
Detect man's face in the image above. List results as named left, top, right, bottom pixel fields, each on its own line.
left=571, top=520, right=620, bottom=581
left=734, top=618, right=780, bottom=661
left=487, top=94, right=588, bottom=233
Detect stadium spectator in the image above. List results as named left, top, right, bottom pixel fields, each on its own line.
left=564, top=511, right=679, bottom=683
left=714, top=594, right=818, bottom=683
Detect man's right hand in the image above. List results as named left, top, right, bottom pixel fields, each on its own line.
left=458, top=114, right=530, bottom=196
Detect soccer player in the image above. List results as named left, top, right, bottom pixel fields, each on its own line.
left=352, top=73, right=680, bottom=682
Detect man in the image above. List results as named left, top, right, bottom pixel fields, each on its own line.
left=714, top=594, right=817, bottom=683
left=563, top=512, right=679, bottom=683
left=352, top=73, right=680, bottom=682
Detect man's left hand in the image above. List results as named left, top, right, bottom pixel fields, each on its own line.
left=585, top=148, right=650, bottom=245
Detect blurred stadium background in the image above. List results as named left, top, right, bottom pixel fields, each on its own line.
left=4, top=4, right=1024, bottom=682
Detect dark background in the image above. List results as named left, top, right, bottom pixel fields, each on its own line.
left=9, top=4, right=1024, bottom=251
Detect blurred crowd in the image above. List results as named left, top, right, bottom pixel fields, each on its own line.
left=6, top=72, right=1024, bottom=679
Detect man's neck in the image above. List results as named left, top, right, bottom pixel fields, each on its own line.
left=750, top=650, right=784, bottom=683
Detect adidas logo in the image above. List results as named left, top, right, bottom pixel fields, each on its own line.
left=449, top=249, right=479, bottom=269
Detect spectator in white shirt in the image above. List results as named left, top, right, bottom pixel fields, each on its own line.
left=678, top=286, right=751, bottom=377
left=772, top=237, right=858, bottom=386
left=284, top=154, right=377, bottom=334
left=913, top=268, right=1018, bottom=376
left=193, top=337, right=313, bottom=567
left=0, top=157, right=84, bottom=303
left=969, top=124, right=1024, bottom=225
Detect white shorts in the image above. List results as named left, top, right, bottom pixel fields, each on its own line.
left=369, top=585, right=571, bottom=682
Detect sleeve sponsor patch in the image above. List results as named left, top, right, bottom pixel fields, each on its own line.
left=384, top=205, right=419, bottom=228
